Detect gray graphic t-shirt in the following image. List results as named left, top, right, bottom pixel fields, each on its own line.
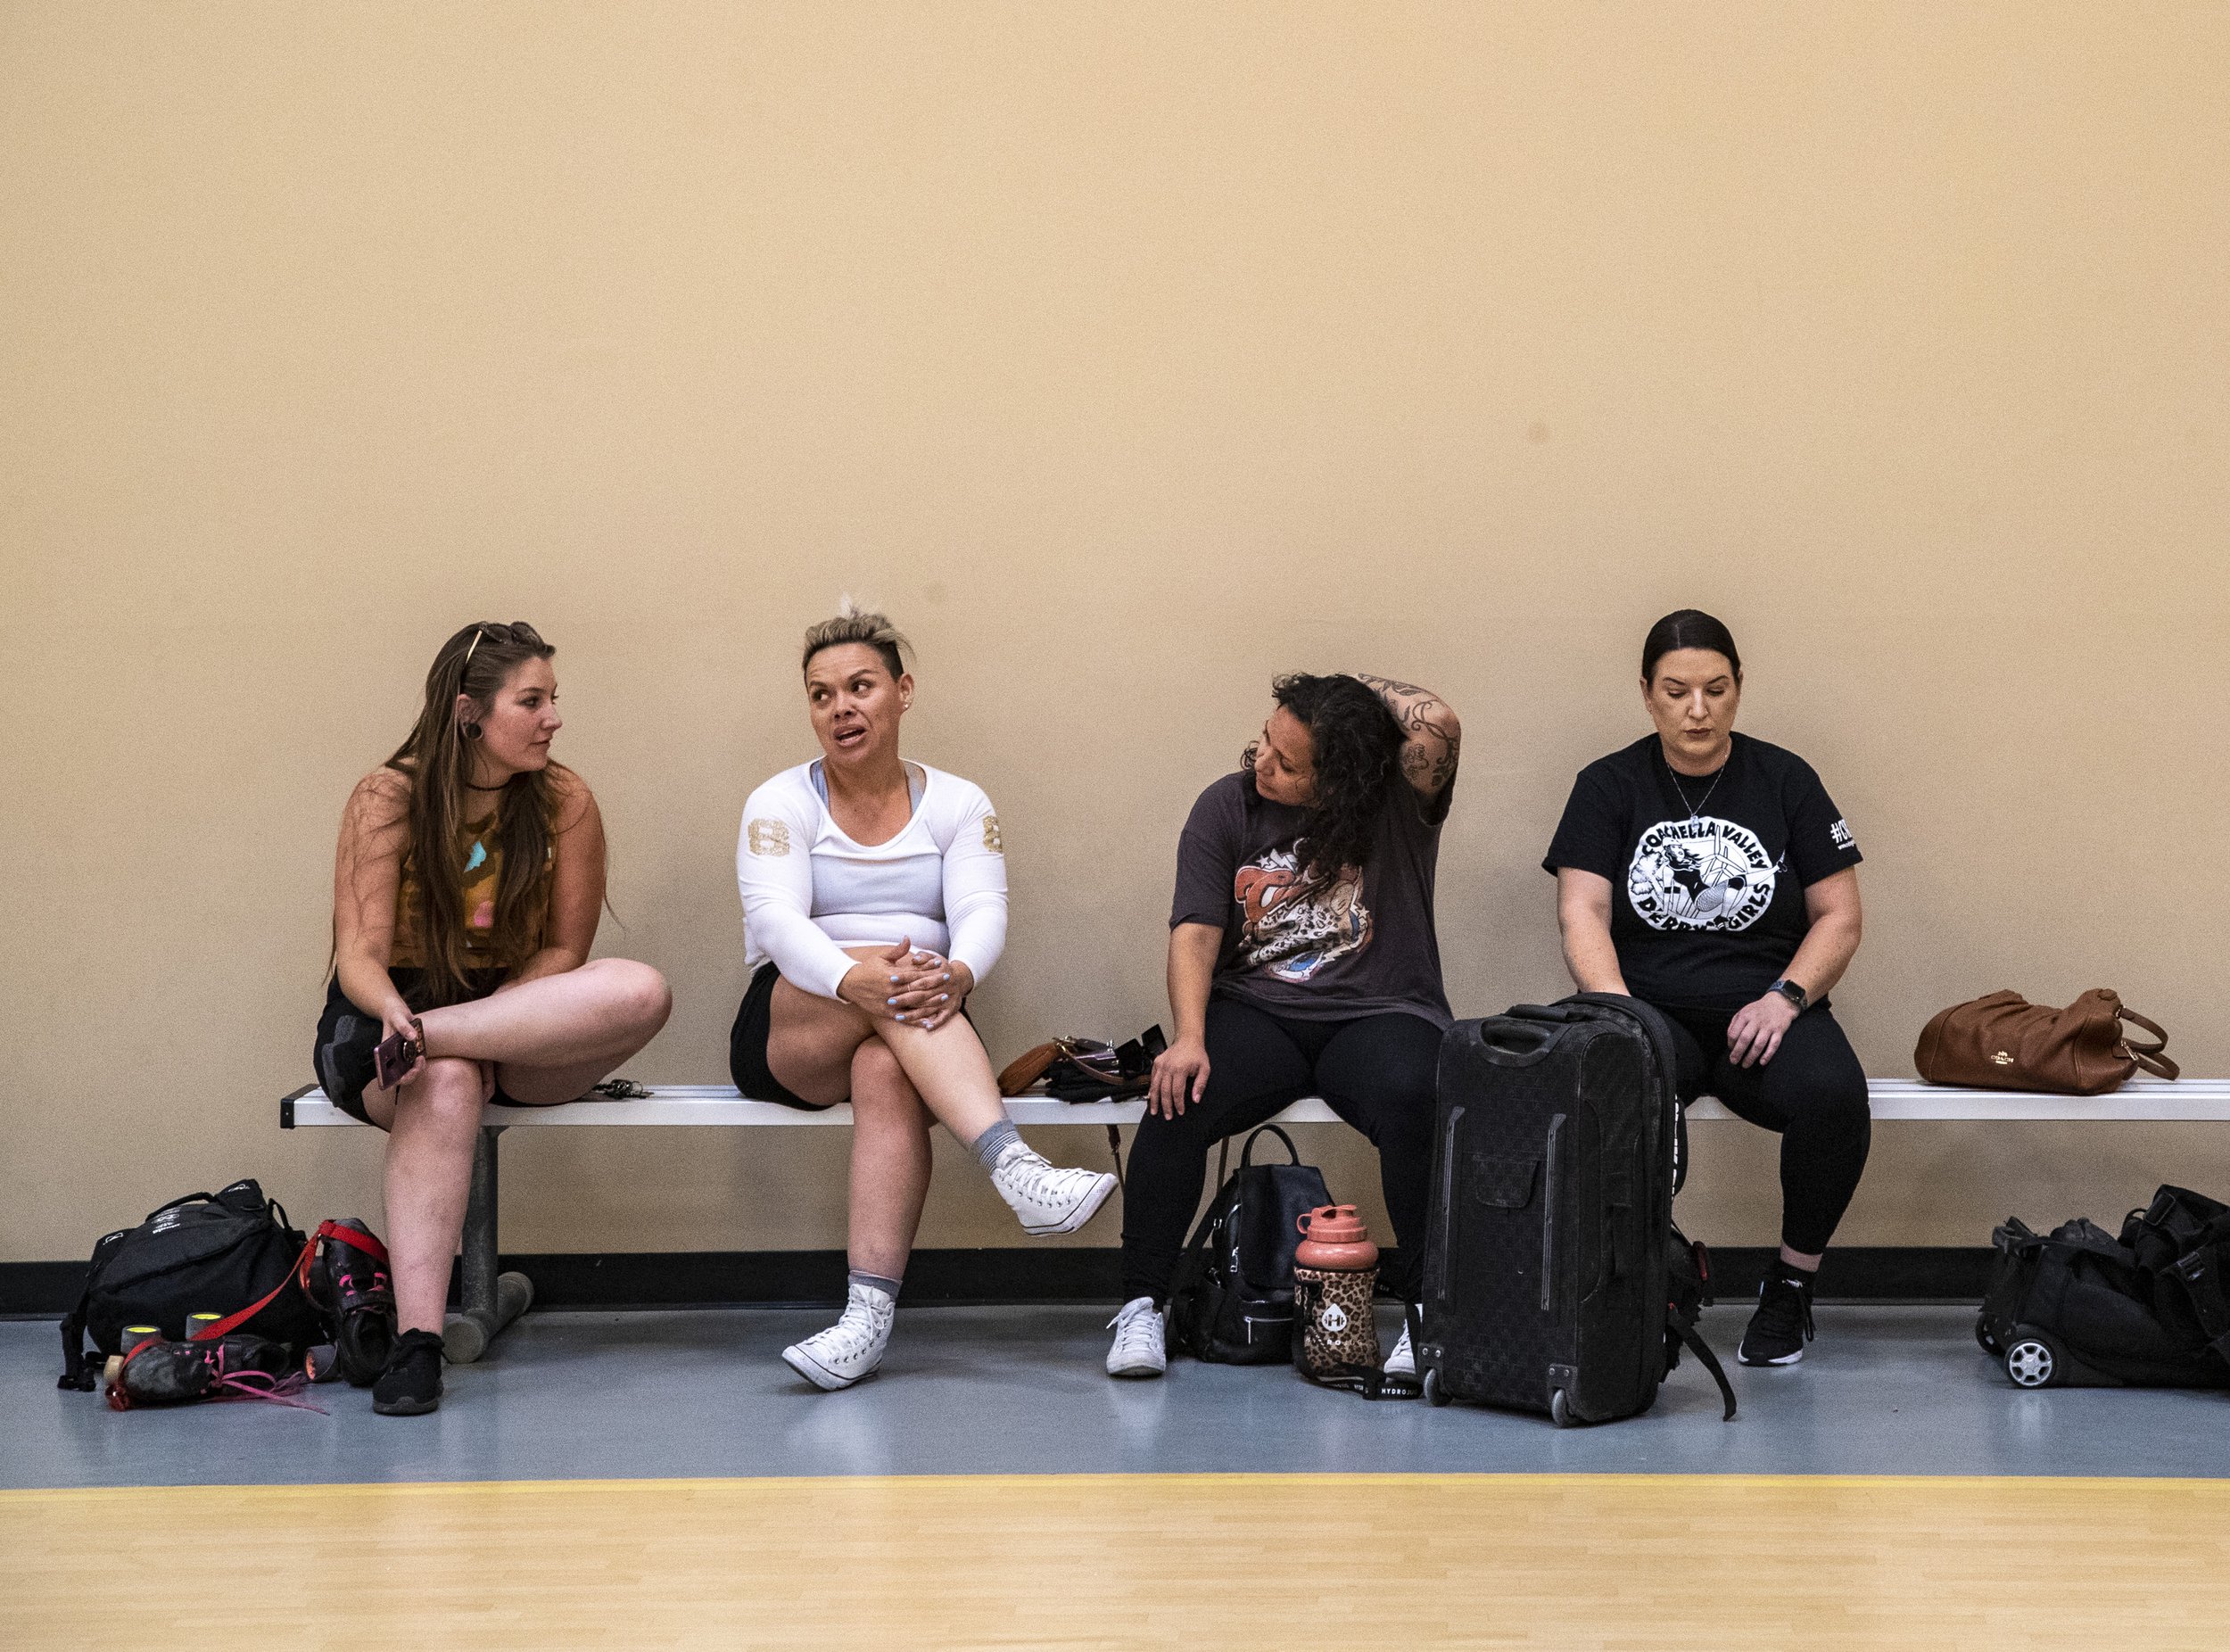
left=1170, top=772, right=1452, bottom=1028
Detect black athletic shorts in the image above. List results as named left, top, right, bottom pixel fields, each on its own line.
left=727, top=962, right=832, bottom=1111
left=313, top=968, right=506, bottom=1127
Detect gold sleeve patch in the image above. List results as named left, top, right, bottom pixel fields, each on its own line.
left=981, top=814, right=1004, bottom=853
left=747, top=819, right=791, bottom=856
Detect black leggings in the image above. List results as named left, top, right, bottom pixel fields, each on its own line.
left=1119, top=996, right=1441, bottom=1304
left=1659, top=1001, right=1871, bottom=1256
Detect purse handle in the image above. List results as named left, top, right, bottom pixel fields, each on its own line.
left=2116, top=1008, right=2179, bottom=1080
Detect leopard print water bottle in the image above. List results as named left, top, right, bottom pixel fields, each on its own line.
left=1293, top=1204, right=1380, bottom=1384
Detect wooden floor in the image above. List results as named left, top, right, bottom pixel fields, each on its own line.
left=4, top=1472, right=2221, bottom=1648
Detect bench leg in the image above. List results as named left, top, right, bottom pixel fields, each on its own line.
left=443, top=1125, right=533, bottom=1365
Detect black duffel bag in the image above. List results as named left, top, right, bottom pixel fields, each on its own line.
left=59, top=1180, right=327, bottom=1391
left=1168, top=1125, right=1332, bottom=1365
left=1977, top=1185, right=2230, bottom=1389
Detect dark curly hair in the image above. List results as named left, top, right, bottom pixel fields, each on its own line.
left=1243, top=673, right=1405, bottom=881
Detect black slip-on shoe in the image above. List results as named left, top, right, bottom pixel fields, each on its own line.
left=371, top=1327, right=446, bottom=1416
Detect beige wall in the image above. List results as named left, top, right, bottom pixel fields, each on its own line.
left=4, top=4, right=2226, bottom=1266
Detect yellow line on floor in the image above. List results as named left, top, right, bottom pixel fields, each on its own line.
left=4, top=1472, right=2224, bottom=1649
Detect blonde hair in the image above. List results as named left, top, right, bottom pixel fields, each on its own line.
left=801, top=602, right=911, bottom=680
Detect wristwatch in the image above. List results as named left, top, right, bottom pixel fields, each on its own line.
left=1768, top=978, right=1809, bottom=1012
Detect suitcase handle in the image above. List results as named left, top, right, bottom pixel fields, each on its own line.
left=1476, top=1021, right=1559, bottom=1066
left=1540, top=1113, right=1565, bottom=1313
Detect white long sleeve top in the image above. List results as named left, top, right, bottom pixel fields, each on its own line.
left=736, top=759, right=1008, bottom=1001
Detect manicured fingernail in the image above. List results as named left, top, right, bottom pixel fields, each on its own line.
left=886, top=997, right=896, bottom=1005
left=936, top=994, right=948, bottom=1004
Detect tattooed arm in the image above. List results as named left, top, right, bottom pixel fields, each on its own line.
left=1355, top=673, right=1462, bottom=801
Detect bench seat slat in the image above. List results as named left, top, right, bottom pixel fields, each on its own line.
left=280, top=1075, right=2230, bottom=1128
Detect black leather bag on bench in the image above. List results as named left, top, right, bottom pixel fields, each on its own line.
left=1977, top=1185, right=2230, bottom=1389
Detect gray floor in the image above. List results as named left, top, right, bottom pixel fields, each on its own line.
left=7, top=1304, right=2227, bottom=1491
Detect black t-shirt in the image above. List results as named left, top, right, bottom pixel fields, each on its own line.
left=1170, top=771, right=1452, bottom=1028
left=1541, top=733, right=1862, bottom=1012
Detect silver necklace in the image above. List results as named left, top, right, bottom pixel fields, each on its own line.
left=1669, top=758, right=1726, bottom=821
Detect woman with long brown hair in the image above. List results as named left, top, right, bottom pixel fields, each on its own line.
left=318, top=621, right=672, bottom=1415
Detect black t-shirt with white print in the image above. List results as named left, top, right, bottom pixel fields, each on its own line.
left=1542, top=733, right=1862, bottom=1012
left=1171, top=771, right=1453, bottom=1029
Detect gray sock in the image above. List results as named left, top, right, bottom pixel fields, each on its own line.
left=970, top=1117, right=1022, bottom=1171
left=847, top=1269, right=902, bottom=1300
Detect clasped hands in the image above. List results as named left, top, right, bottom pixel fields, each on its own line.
left=838, top=937, right=970, bottom=1031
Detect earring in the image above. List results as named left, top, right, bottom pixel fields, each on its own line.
left=463, top=722, right=483, bottom=741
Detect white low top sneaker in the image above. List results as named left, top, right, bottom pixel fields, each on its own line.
left=1106, top=1295, right=1167, bottom=1379
left=781, top=1280, right=896, bottom=1392
left=1383, top=1317, right=1416, bottom=1379
left=989, top=1142, right=1118, bottom=1236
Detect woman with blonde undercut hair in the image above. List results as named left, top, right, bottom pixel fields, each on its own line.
left=731, top=607, right=1117, bottom=1390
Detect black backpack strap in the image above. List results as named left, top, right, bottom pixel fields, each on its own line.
left=58, top=1307, right=95, bottom=1392
left=1164, top=1180, right=1236, bottom=1358
left=1671, top=1317, right=1737, bottom=1420
left=2169, top=1246, right=2230, bottom=1366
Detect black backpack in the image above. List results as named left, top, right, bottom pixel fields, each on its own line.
left=1168, top=1126, right=1332, bottom=1365
left=59, top=1180, right=328, bottom=1391
left=1978, top=1185, right=2230, bottom=1389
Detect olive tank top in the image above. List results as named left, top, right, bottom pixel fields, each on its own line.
left=390, top=806, right=551, bottom=970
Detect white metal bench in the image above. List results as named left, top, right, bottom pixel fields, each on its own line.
left=278, top=1076, right=2230, bottom=1361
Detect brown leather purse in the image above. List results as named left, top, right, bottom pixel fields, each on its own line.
left=1913, top=988, right=2179, bottom=1094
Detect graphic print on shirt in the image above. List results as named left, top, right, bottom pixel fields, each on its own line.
left=1627, top=814, right=1778, bottom=932
left=1232, top=849, right=1371, bottom=981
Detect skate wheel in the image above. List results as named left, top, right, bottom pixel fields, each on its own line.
left=1423, top=1367, right=1450, bottom=1408
left=2004, top=1336, right=2058, bottom=1389
left=1550, top=1388, right=1573, bottom=1427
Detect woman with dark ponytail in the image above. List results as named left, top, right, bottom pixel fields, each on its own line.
left=1106, top=670, right=1461, bottom=1383
left=1544, top=609, right=1868, bottom=1368
left=317, top=622, right=672, bottom=1415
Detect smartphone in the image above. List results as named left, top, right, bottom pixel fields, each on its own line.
left=373, top=1029, right=418, bottom=1090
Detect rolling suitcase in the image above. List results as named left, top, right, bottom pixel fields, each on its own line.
left=1418, top=993, right=1732, bottom=1425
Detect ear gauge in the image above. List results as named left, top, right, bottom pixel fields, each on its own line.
left=463, top=722, right=483, bottom=741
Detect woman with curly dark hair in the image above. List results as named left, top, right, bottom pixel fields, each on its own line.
left=1106, top=671, right=1460, bottom=1381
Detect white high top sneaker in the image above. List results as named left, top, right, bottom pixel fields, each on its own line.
left=988, top=1141, right=1118, bottom=1236
left=1383, top=1317, right=1416, bottom=1379
left=1105, top=1295, right=1167, bottom=1379
left=781, top=1279, right=896, bottom=1392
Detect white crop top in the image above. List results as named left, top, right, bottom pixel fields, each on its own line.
left=736, top=759, right=1008, bottom=1000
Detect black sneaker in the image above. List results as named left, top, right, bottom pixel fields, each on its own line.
left=372, top=1328, right=446, bottom=1416
left=1739, top=1270, right=1816, bottom=1367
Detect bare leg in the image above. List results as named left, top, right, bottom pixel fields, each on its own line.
left=765, top=965, right=1005, bottom=1141
left=846, top=1040, right=934, bottom=1280
left=494, top=962, right=673, bottom=1105
left=416, top=959, right=671, bottom=1070
left=359, top=1057, right=491, bottom=1335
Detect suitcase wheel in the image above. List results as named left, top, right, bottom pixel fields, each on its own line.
left=1422, top=1367, right=1450, bottom=1408
left=1974, top=1316, right=2002, bottom=1357
left=2003, top=1334, right=2061, bottom=1389
left=1549, top=1388, right=1573, bottom=1427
